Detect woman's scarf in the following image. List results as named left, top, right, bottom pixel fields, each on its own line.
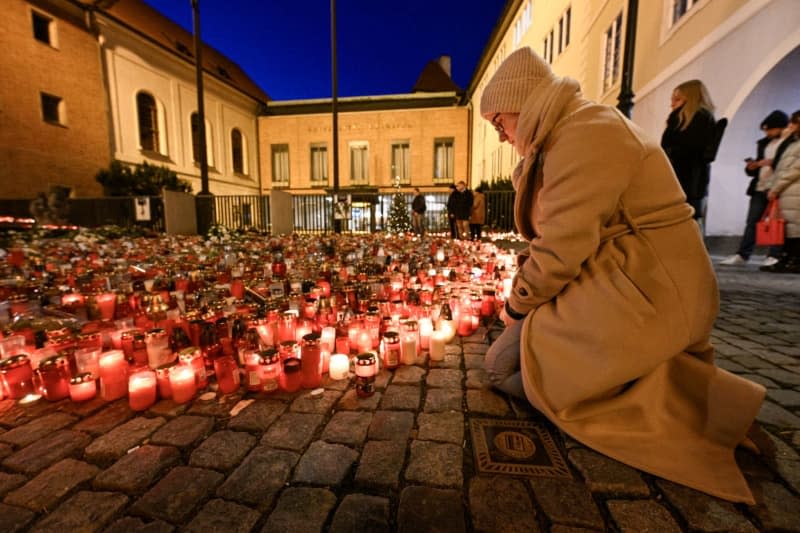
left=511, top=76, right=582, bottom=238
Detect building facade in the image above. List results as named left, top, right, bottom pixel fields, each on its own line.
left=0, top=0, right=110, bottom=198
left=467, top=0, right=800, bottom=236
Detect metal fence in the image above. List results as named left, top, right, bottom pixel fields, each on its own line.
left=0, top=197, right=165, bottom=230
left=213, top=195, right=270, bottom=232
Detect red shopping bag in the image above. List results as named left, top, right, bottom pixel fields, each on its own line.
left=756, top=198, right=785, bottom=246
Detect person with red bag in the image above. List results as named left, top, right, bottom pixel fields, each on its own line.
left=762, top=110, right=800, bottom=273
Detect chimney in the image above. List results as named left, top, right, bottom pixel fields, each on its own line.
left=438, top=55, right=452, bottom=78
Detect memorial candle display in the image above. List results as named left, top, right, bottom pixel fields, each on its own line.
left=128, top=370, right=157, bottom=411
left=99, top=349, right=128, bottom=401
left=69, top=373, right=97, bottom=402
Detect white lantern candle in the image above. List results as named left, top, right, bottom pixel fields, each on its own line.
left=329, top=354, right=350, bottom=380
left=429, top=330, right=447, bottom=361
left=418, top=317, right=433, bottom=351
left=320, top=327, right=336, bottom=353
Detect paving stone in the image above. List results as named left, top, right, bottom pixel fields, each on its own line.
left=766, top=388, right=800, bottom=407
left=391, top=366, right=427, bottom=384
left=405, top=440, right=463, bottom=488
left=72, top=400, right=134, bottom=436
left=656, top=479, right=758, bottom=532
left=429, top=353, right=462, bottom=369
left=4, top=458, right=99, bottom=512
left=329, top=494, right=390, bottom=533
left=261, top=487, right=336, bottom=533
left=93, top=445, right=180, bottom=494
left=226, top=399, right=286, bottom=433
left=606, top=500, right=681, bottom=532
left=184, top=498, right=260, bottom=533
left=148, top=415, right=214, bottom=448
left=2, top=430, right=91, bottom=474
left=0, top=472, right=27, bottom=498
left=355, top=439, right=407, bottom=489
left=217, top=446, right=299, bottom=509
left=0, top=443, right=13, bottom=460
left=368, top=410, right=415, bottom=441
left=56, top=394, right=107, bottom=416
left=293, top=440, right=359, bottom=486
left=424, top=388, right=463, bottom=413
left=550, top=526, right=601, bottom=533
left=715, top=359, right=749, bottom=374
left=261, top=412, right=324, bottom=451
left=750, top=480, right=800, bottom=531
left=380, top=385, right=421, bottom=410
left=103, top=516, right=175, bottom=533
left=463, top=342, right=486, bottom=356
left=397, top=486, right=465, bottom=533
left=529, top=477, right=605, bottom=530
left=189, top=430, right=256, bottom=472
left=31, top=491, right=128, bottom=533
left=470, top=476, right=540, bottom=532
left=759, top=430, right=800, bottom=491
left=290, top=389, right=343, bottom=414
left=568, top=448, right=650, bottom=497
left=466, top=369, right=491, bottom=389
left=130, top=466, right=223, bottom=524
left=321, top=411, right=372, bottom=446
left=0, top=399, right=58, bottom=428
left=756, top=400, right=800, bottom=429
left=147, top=400, right=189, bottom=419
left=465, top=353, right=484, bottom=369
left=426, top=368, right=463, bottom=389
left=417, top=411, right=463, bottom=444
left=322, top=374, right=351, bottom=391
left=466, top=389, right=509, bottom=416
left=740, top=373, right=778, bottom=388
left=0, top=412, right=77, bottom=448
left=0, top=502, right=35, bottom=533
left=758, top=368, right=800, bottom=387
left=84, top=417, right=166, bottom=466
left=187, top=390, right=246, bottom=417
left=731, top=355, right=777, bottom=370
left=337, top=389, right=382, bottom=410
left=374, top=369, right=392, bottom=390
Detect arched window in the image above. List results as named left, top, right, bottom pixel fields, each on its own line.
left=231, top=128, right=245, bottom=174
left=137, top=92, right=159, bottom=152
left=191, top=112, right=214, bottom=167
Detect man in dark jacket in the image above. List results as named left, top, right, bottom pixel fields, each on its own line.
left=411, top=187, right=426, bottom=236
left=446, top=184, right=458, bottom=238
left=450, top=181, right=473, bottom=239
left=721, top=110, right=794, bottom=265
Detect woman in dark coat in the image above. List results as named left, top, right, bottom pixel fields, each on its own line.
left=660, top=79, right=717, bottom=220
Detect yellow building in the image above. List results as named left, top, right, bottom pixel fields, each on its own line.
left=467, top=0, right=800, bottom=236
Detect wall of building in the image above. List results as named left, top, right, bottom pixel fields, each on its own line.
left=0, top=0, right=110, bottom=198
left=96, top=16, right=262, bottom=196
left=259, top=105, right=468, bottom=194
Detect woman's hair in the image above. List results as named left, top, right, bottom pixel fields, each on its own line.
left=674, top=79, right=715, bottom=130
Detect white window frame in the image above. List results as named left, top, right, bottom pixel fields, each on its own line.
left=602, top=13, right=623, bottom=94
left=391, top=141, right=410, bottom=185
left=231, top=128, right=248, bottom=176
left=31, top=9, right=58, bottom=48
left=433, top=138, right=454, bottom=183
left=271, top=144, right=290, bottom=187
left=135, top=91, right=168, bottom=156
left=310, top=142, right=328, bottom=186
left=660, top=0, right=710, bottom=43
left=349, top=141, right=369, bottom=185
left=40, top=92, right=65, bottom=125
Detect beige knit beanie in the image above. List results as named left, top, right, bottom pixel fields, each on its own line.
left=480, top=47, right=555, bottom=119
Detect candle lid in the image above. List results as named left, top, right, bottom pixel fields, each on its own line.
left=259, top=348, right=280, bottom=365
left=283, top=357, right=301, bottom=373
left=302, top=332, right=321, bottom=345
left=356, top=353, right=376, bottom=365
left=70, top=372, right=95, bottom=384
left=382, top=331, right=399, bottom=341
left=155, top=361, right=178, bottom=375
left=146, top=328, right=167, bottom=338
left=0, top=354, right=30, bottom=369
left=39, top=354, right=69, bottom=368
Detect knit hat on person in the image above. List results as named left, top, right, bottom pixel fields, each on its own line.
left=761, top=110, right=789, bottom=130
left=480, top=47, right=556, bottom=119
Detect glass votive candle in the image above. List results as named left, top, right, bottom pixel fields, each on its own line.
left=334, top=336, right=350, bottom=355
left=178, top=347, right=208, bottom=389
left=418, top=317, right=433, bottom=351
left=258, top=349, right=282, bottom=394
left=0, top=335, right=26, bottom=360
left=0, top=354, right=35, bottom=399
left=169, top=364, right=197, bottom=404
left=429, top=329, right=447, bottom=361
left=213, top=354, right=241, bottom=395
left=99, top=349, right=128, bottom=401
left=280, top=357, right=302, bottom=393
left=381, top=331, right=401, bottom=369
left=328, top=353, right=350, bottom=380
left=145, top=328, right=172, bottom=370
left=74, top=346, right=101, bottom=379
left=278, top=340, right=299, bottom=361
left=300, top=333, right=322, bottom=389
left=36, top=354, right=71, bottom=401
left=128, top=369, right=157, bottom=411
left=95, top=292, right=117, bottom=321
left=355, top=352, right=377, bottom=398
left=69, top=372, right=97, bottom=402
left=155, top=362, right=176, bottom=399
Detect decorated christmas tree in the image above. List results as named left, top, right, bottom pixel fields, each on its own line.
left=387, top=177, right=413, bottom=234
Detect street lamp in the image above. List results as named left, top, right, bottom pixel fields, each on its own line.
left=331, top=0, right=341, bottom=233
left=191, top=0, right=213, bottom=235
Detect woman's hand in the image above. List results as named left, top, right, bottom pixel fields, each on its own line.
left=768, top=189, right=778, bottom=201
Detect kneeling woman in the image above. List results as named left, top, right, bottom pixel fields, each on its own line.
left=482, top=47, right=764, bottom=504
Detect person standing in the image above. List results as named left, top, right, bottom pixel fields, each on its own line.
left=450, top=181, right=473, bottom=239
left=763, top=110, right=800, bottom=273
left=721, top=110, right=792, bottom=266
left=410, top=187, right=427, bottom=236
left=660, top=80, right=717, bottom=222
left=470, top=185, right=486, bottom=240
left=480, top=47, right=763, bottom=504
left=446, top=184, right=458, bottom=238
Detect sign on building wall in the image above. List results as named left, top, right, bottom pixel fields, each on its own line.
left=134, top=197, right=151, bottom=221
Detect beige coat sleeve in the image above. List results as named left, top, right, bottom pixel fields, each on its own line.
left=770, top=141, right=800, bottom=196
left=508, top=112, right=642, bottom=314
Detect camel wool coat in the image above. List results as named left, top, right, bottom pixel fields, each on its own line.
left=509, top=98, right=765, bottom=503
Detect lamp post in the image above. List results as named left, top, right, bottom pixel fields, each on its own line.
left=616, top=0, right=639, bottom=118
left=331, top=0, right=341, bottom=233
left=191, top=0, right=213, bottom=234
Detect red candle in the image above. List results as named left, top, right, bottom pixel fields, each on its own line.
left=280, top=357, right=302, bottom=393
left=335, top=336, right=350, bottom=355
left=0, top=355, right=34, bottom=399
left=179, top=347, right=208, bottom=389
left=355, top=352, right=377, bottom=398
left=128, top=369, right=157, bottom=411
left=169, top=364, right=196, bottom=404
left=155, top=362, right=175, bottom=399
left=36, top=355, right=71, bottom=401
left=230, top=279, right=245, bottom=300
left=300, top=333, right=322, bottom=389
left=259, top=350, right=282, bottom=393
left=295, top=319, right=313, bottom=342
left=95, top=292, right=116, bottom=321
left=213, top=355, right=240, bottom=395
left=69, top=373, right=97, bottom=402
left=99, top=349, right=128, bottom=401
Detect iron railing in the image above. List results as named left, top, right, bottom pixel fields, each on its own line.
left=213, top=195, right=270, bottom=232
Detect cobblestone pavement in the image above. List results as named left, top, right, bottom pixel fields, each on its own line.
left=0, top=255, right=798, bottom=532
